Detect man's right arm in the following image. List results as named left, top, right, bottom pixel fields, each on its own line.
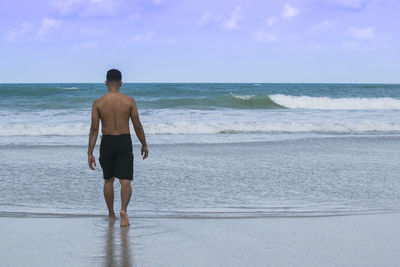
left=88, top=99, right=100, bottom=169
left=130, top=98, right=148, bottom=159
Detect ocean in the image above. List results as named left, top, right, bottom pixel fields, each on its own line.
left=0, top=83, right=400, bottom=217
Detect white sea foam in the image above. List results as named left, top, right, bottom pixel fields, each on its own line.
left=230, top=93, right=255, bottom=100
left=0, top=124, right=89, bottom=136
left=59, top=86, right=79, bottom=90
left=269, top=94, right=400, bottom=110
left=145, top=121, right=400, bottom=134
left=1, top=121, right=400, bottom=136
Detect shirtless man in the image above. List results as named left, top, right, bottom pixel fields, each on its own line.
left=87, top=69, right=148, bottom=227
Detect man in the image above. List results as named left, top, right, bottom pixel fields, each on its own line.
left=87, top=69, right=148, bottom=227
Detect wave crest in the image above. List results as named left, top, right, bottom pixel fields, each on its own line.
left=143, top=94, right=284, bottom=109
left=270, top=94, right=400, bottom=110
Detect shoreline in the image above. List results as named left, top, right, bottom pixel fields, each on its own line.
left=1, top=205, right=400, bottom=219
left=1, top=212, right=399, bottom=266
left=1, top=209, right=400, bottom=219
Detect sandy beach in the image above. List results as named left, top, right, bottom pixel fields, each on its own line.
left=1, top=212, right=399, bottom=267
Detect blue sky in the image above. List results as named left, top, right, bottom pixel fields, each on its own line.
left=0, top=0, right=399, bottom=83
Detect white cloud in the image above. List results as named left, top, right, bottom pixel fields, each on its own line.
left=281, top=3, right=300, bottom=18
left=52, top=0, right=84, bottom=14
left=5, top=17, right=62, bottom=42
left=197, top=7, right=244, bottom=31
left=131, top=32, right=156, bottom=43
left=253, top=30, right=278, bottom=43
left=52, top=0, right=119, bottom=17
left=347, top=26, right=374, bottom=39
left=327, top=0, right=368, bottom=9
left=80, top=0, right=118, bottom=17
left=266, top=16, right=278, bottom=27
left=37, top=17, right=61, bottom=37
left=5, top=22, right=33, bottom=42
left=197, top=11, right=222, bottom=27
left=343, top=26, right=376, bottom=50
left=221, top=6, right=243, bottom=31
left=130, top=31, right=176, bottom=45
left=340, top=0, right=365, bottom=8
left=309, top=20, right=332, bottom=33
left=152, top=0, right=164, bottom=5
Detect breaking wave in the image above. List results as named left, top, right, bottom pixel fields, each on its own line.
left=269, top=95, right=400, bottom=110
left=143, top=94, right=400, bottom=110
left=142, top=94, right=284, bottom=109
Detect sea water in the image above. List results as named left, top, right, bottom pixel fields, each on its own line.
left=0, top=83, right=399, bottom=217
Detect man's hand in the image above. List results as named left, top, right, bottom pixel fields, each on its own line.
left=88, top=154, right=96, bottom=170
left=141, top=145, right=149, bottom=160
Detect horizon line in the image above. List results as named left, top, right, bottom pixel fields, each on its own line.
left=1, top=81, right=399, bottom=85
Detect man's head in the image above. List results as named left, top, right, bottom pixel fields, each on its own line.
left=105, top=69, right=122, bottom=89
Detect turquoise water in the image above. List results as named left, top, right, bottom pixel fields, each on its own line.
left=0, top=83, right=399, bottom=217
left=1, top=83, right=400, bottom=110
left=1, top=83, right=400, bottom=140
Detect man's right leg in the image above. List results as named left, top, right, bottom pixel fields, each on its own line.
left=104, top=177, right=115, bottom=221
left=119, top=179, right=132, bottom=227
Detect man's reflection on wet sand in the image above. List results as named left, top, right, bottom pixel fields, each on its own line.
left=120, top=227, right=131, bottom=267
left=104, top=222, right=132, bottom=267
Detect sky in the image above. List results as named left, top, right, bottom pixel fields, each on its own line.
left=0, top=0, right=399, bottom=83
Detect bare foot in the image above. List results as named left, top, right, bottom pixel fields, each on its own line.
left=120, top=210, right=130, bottom=227
left=109, top=212, right=116, bottom=223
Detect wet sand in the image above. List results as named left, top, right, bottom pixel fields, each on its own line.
left=1, top=213, right=400, bottom=266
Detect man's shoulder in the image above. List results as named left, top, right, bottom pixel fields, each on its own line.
left=93, top=93, right=135, bottom=107
left=92, top=95, right=106, bottom=106
left=92, top=97, right=101, bottom=107
left=119, top=94, right=136, bottom=106
left=119, top=93, right=135, bottom=102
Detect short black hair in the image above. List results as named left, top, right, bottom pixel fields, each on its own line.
left=106, top=69, right=122, bottom=82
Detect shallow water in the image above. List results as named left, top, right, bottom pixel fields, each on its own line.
left=1, top=136, right=399, bottom=217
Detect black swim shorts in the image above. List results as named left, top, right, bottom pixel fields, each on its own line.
left=99, top=134, right=133, bottom=180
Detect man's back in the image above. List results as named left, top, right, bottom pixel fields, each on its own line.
left=87, top=68, right=148, bottom=227
left=95, top=92, right=133, bottom=135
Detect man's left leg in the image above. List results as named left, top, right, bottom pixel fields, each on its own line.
left=119, top=179, right=132, bottom=227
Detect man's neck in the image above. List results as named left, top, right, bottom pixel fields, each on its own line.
left=107, top=87, right=120, bottom=93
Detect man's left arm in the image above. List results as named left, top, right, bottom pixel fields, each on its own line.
left=88, top=100, right=100, bottom=170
